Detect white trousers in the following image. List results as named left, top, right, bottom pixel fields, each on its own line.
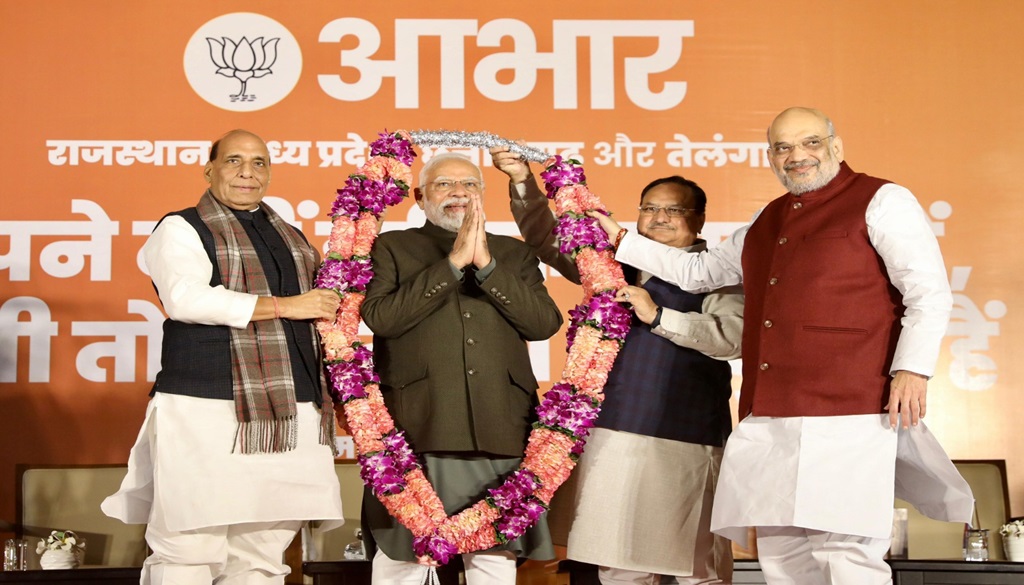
left=755, top=526, right=891, bottom=585
left=372, top=548, right=517, bottom=585
left=142, top=512, right=302, bottom=585
left=598, top=567, right=726, bottom=585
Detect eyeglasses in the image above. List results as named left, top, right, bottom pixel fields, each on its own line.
left=429, top=179, right=482, bottom=193
left=769, top=135, right=834, bottom=157
left=637, top=205, right=699, bottom=218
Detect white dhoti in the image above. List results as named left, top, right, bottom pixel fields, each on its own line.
left=102, top=393, right=345, bottom=584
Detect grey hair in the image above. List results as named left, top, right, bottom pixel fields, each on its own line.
left=418, top=152, right=485, bottom=189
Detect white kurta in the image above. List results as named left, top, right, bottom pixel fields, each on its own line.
left=101, top=213, right=345, bottom=532
left=711, top=415, right=973, bottom=544
left=102, top=393, right=345, bottom=532
left=566, top=428, right=723, bottom=575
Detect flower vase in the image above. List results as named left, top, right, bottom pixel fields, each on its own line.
left=39, top=549, right=78, bottom=570
left=1005, top=535, right=1024, bottom=562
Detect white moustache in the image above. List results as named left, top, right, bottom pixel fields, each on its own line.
left=785, top=161, right=818, bottom=171
left=441, top=198, right=470, bottom=210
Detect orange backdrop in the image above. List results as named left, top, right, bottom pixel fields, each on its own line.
left=2, top=1, right=1022, bottom=531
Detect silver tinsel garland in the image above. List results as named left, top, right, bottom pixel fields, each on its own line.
left=408, top=130, right=551, bottom=163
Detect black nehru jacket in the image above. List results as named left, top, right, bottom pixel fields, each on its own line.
left=149, top=207, right=321, bottom=404
left=596, top=275, right=733, bottom=447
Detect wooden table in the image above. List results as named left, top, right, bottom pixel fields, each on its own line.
left=0, top=567, right=139, bottom=584
left=734, top=559, right=1024, bottom=585
left=563, top=559, right=1024, bottom=585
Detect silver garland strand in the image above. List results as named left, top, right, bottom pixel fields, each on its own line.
left=408, top=130, right=551, bottom=163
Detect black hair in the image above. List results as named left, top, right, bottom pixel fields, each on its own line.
left=209, top=138, right=222, bottom=162
left=639, top=176, right=706, bottom=213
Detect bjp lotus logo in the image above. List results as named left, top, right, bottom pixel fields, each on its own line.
left=184, top=13, right=302, bottom=112
left=206, top=36, right=279, bottom=102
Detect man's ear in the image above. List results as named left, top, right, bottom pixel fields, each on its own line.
left=203, top=163, right=212, bottom=183
left=413, top=187, right=424, bottom=208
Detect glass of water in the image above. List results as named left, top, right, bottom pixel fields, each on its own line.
left=964, top=528, right=990, bottom=562
left=3, top=539, right=28, bottom=571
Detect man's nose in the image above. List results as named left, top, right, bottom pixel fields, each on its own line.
left=238, top=161, right=255, bottom=177
left=789, top=145, right=813, bottom=162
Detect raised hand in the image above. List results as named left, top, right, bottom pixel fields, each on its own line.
left=489, top=142, right=532, bottom=184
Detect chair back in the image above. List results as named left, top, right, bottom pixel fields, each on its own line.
left=897, top=459, right=1010, bottom=560
left=16, top=464, right=147, bottom=568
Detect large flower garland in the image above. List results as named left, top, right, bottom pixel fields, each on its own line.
left=316, top=130, right=630, bottom=565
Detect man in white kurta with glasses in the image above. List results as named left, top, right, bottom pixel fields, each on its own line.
left=591, top=107, right=973, bottom=585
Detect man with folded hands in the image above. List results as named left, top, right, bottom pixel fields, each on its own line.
left=361, top=153, right=562, bottom=585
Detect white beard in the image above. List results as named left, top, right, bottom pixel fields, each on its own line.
left=424, top=197, right=468, bottom=232
left=776, top=157, right=841, bottom=195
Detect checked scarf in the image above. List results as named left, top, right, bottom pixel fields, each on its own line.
left=196, top=190, right=336, bottom=454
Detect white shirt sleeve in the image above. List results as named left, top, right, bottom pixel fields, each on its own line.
left=614, top=217, right=752, bottom=293
left=142, top=215, right=257, bottom=328
left=866, top=184, right=952, bottom=377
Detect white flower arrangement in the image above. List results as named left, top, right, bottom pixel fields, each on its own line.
left=35, top=530, right=85, bottom=554
left=1000, top=519, right=1024, bottom=539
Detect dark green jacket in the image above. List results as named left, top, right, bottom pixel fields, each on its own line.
left=362, top=221, right=563, bottom=457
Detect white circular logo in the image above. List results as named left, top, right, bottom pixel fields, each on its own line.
left=183, top=13, right=301, bottom=112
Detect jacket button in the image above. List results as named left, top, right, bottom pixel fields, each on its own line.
left=759, top=362, right=770, bottom=370
left=466, top=338, right=475, bottom=345
left=793, top=201, right=803, bottom=209
left=424, top=292, right=432, bottom=297
left=490, top=287, right=498, bottom=294
left=764, top=320, right=773, bottom=328
left=778, top=237, right=788, bottom=245
left=441, top=282, right=448, bottom=287
left=769, top=277, right=778, bottom=285
left=467, top=368, right=476, bottom=376
left=503, top=300, right=511, bottom=305
left=463, top=312, right=471, bottom=319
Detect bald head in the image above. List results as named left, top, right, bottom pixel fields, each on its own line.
left=209, top=129, right=266, bottom=162
left=767, top=107, right=834, bottom=145
left=766, top=107, right=844, bottom=195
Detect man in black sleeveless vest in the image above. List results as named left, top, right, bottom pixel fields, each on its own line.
left=493, top=146, right=743, bottom=585
left=102, top=130, right=345, bottom=585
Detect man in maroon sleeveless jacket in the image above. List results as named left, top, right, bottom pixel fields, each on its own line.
left=592, top=108, right=972, bottom=585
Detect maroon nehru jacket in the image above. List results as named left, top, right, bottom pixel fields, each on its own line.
left=739, top=162, right=902, bottom=418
